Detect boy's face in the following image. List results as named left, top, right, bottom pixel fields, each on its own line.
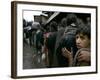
left=76, top=33, right=90, bottom=49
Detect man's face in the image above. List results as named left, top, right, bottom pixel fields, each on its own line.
left=76, top=33, right=90, bottom=49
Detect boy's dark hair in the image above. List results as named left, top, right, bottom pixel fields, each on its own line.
left=76, top=25, right=91, bottom=39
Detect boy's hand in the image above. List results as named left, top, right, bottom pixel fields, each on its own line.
left=77, top=51, right=90, bottom=62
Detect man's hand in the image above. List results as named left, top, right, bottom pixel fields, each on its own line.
left=62, top=47, right=73, bottom=66
left=62, top=47, right=72, bottom=59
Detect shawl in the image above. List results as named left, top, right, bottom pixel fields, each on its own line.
left=73, top=48, right=91, bottom=66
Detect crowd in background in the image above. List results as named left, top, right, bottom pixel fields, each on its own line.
left=23, top=13, right=91, bottom=68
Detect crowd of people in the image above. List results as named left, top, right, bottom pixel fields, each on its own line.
left=23, top=13, right=91, bottom=68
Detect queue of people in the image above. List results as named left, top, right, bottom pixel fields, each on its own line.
left=23, top=13, right=91, bottom=68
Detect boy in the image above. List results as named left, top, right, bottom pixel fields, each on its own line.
left=62, top=25, right=91, bottom=66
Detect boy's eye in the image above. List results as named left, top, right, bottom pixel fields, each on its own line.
left=80, top=36, right=85, bottom=40
left=76, top=35, right=85, bottom=40
left=75, top=36, right=79, bottom=39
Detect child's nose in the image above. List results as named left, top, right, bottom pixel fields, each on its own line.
left=76, top=38, right=81, bottom=44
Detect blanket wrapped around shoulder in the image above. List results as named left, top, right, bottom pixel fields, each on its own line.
left=73, top=48, right=91, bottom=66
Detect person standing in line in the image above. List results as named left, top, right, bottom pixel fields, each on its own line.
left=46, top=21, right=58, bottom=67
left=55, top=14, right=78, bottom=67
left=62, top=25, right=91, bottom=66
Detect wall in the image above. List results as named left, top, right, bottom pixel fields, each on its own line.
left=0, top=0, right=100, bottom=80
